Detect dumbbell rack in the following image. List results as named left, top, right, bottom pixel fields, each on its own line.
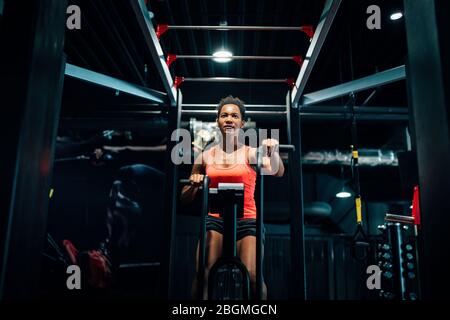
left=376, top=215, right=420, bottom=300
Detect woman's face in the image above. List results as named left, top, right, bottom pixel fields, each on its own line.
left=217, top=104, right=244, bottom=137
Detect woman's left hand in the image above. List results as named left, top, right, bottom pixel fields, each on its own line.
left=261, top=138, right=279, bottom=157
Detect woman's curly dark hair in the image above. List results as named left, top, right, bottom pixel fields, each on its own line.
left=217, top=95, right=246, bottom=119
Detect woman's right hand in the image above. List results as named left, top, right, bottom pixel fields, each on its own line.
left=189, top=173, right=205, bottom=187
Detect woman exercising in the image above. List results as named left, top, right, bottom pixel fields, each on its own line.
left=181, top=95, right=284, bottom=300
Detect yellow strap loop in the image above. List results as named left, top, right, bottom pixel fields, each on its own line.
left=355, top=196, right=362, bottom=223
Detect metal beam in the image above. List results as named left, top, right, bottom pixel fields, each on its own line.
left=164, top=25, right=309, bottom=31
left=300, top=113, right=408, bottom=122
left=173, top=55, right=298, bottom=61
left=180, top=110, right=408, bottom=122
left=182, top=110, right=287, bottom=116
left=299, top=105, right=408, bottom=114
left=291, top=0, right=342, bottom=105
left=404, top=0, right=450, bottom=299
left=130, top=0, right=177, bottom=105
left=160, top=89, right=183, bottom=299
left=59, top=116, right=168, bottom=130
left=0, top=0, right=67, bottom=299
left=286, top=90, right=307, bottom=299
left=182, top=77, right=289, bottom=83
left=182, top=104, right=407, bottom=113
left=182, top=103, right=285, bottom=109
left=302, top=65, right=406, bottom=106
left=65, top=63, right=167, bottom=104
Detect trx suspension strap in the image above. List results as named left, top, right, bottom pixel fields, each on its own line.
left=348, top=93, right=369, bottom=260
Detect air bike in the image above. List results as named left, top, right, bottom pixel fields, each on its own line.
left=181, top=144, right=294, bottom=300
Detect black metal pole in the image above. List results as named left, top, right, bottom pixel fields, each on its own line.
left=256, top=171, right=264, bottom=300
left=197, top=176, right=209, bottom=299
left=404, top=0, right=450, bottom=299
left=0, top=0, right=67, bottom=299
left=286, top=93, right=292, bottom=145
left=287, top=91, right=307, bottom=299
left=223, top=196, right=237, bottom=258
left=160, top=90, right=182, bottom=299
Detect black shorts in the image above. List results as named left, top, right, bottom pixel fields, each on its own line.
left=205, top=215, right=265, bottom=243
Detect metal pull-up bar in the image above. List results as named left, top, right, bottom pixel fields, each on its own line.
left=182, top=103, right=286, bottom=109
left=156, top=24, right=314, bottom=39
left=166, top=54, right=303, bottom=67
left=174, top=76, right=295, bottom=88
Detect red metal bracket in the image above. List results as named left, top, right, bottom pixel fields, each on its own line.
left=166, top=54, right=177, bottom=67
left=156, top=24, right=169, bottom=39
left=292, top=55, right=304, bottom=67
left=286, top=78, right=296, bottom=89
left=174, top=76, right=185, bottom=89
left=300, top=25, right=314, bottom=39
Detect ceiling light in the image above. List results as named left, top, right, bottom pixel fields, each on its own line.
left=390, top=12, right=403, bottom=20
left=213, top=50, right=233, bottom=63
left=336, top=167, right=352, bottom=199
left=336, top=190, right=352, bottom=198
left=336, top=181, right=352, bottom=199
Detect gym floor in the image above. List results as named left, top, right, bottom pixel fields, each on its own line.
left=1, top=0, right=450, bottom=306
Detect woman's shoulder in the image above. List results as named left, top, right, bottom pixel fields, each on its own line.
left=203, top=143, right=217, bottom=155
left=245, top=146, right=257, bottom=160
left=245, top=145, right=258, bottom=165
left=245, top=145, right=257, bottom=152
left=200, top=143, right=217, bottom=164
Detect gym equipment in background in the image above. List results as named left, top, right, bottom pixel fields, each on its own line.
left=376, top=213, right=420, bottom=300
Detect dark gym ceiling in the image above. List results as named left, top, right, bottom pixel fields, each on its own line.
left=60, top=0, right=409, bottom=201
left=62, top=1, right=406, bottom=151
left=63, top=0, right=407, bottom=107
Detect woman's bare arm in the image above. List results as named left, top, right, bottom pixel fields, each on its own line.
left=180, top=155, right=205, bottom=205
left=248, top=141, right=284, bottom=177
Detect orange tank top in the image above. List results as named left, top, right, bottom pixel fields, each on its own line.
left=204, top=145, right=257, bottom=219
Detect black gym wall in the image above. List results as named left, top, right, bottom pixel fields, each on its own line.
left=42, top=146, right=407, bottom=299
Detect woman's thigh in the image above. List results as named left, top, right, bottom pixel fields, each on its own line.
left=237, top=235, right=256, bottom=278
left=196, top=230, right=223, bottom=271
